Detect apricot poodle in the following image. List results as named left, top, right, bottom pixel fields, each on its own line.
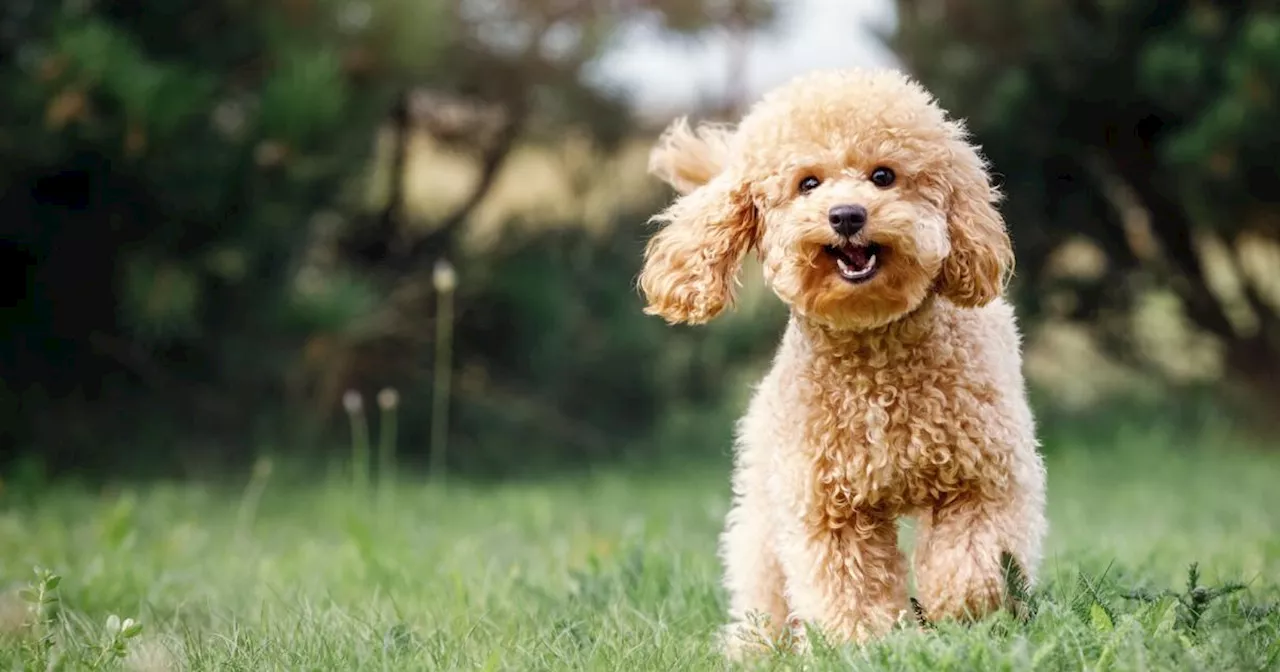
left=638, top=68, right=1047, bottom=655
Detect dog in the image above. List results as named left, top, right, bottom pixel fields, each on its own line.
left=637, top=68, right=1047, bottom=655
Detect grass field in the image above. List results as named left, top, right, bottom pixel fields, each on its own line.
left=1, top=426, right=1278, bottom=671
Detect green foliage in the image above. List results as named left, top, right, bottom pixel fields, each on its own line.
left=1001, top=551, right=1038, bottom=623
left=1, top=0, right=424, bottom=463
left=1123, top=562, right=1249, bottom=635
left=0, top=0, right=781, bottom=474
left=93, top=614, right=145, bottom=667
left=18, top=568, right=62, bottom=669
left=51, top=18, right=217, bottom=139
left=283, top=268, right=383, bottom=335
left=891, top=0, right=1280, bottom=404
left=384, top=213, right=786, bottom=477
left=0, top=434, right=1277, bottom=669
left=11, top=567, right=145, bottom=669
left=257, top=48, right=349, bottom=147
left=1070, top=562, right=1120, bottom=631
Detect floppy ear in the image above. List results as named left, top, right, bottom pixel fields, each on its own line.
left=939, top=138, right=1014, bottom=308
left=638, top=169, right=758, bottom=324
left=647, top=117, right=735, bottom=195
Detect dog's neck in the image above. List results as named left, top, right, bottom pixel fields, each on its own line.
left=790, top=295, right=942, bottom=359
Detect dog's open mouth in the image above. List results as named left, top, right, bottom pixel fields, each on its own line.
left=824, top=242, right=881, bottom=283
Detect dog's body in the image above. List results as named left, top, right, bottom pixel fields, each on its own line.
left=724, top=297, right=1043, bottom=649
left=637, top=69, right=1046, bottom=654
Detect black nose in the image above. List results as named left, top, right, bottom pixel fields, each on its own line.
left=828, top=204, right=867, bottom=237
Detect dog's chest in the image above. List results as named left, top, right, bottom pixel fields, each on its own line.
left=785, top=348, right=1004, bottom=520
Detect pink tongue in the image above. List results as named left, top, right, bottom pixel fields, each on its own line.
left=843, top=245, right=869, bottom=268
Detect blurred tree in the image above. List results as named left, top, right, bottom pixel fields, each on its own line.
left=891, top=0, right=1280, bottom=414
left=342, top=0, right=777, bottom=272
left=0, top=0, right=777, bottom=474
left=306, top=0, right=784, bottom=467
left=0, top=0, right=448, bottom=467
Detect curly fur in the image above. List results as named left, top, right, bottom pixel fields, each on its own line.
left=637, top=68, right=1047, bottom=656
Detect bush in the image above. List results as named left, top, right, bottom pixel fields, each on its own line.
left=0, top=1, right=430, bottom=468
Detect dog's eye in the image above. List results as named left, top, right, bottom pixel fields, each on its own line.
left=870, top=167, right=896, bottom=188
left=798, top=176, right=821, bottom=194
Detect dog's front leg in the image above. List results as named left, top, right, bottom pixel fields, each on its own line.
left=912, top=482, right=1046, bottom=623
left=775, top=512, right=907, bottom=647
left=718, top=454, right=791, bottom=659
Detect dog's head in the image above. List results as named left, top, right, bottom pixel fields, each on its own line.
left=638, top=68, right=1012, bottom=331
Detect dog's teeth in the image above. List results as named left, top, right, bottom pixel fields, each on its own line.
left=836, top=252, right=877, bottom=280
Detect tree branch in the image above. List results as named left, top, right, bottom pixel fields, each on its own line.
left=438, top=105, right=525, bottom=238
left=377, top=90, right=412, bottom=251
left=1103, top=149, right=1239, bottom=341
left=1225, top=232, right=1280, bottom=343
left=1106, top=146, right=1280, bottom=408
left=394, top=98, right=526, bottom=271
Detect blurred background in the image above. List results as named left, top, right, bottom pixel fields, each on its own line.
left=2, top=0, right=1278, bottom=482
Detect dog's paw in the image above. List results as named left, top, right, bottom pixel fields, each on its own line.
left=786, top=622, right=813, bottom=656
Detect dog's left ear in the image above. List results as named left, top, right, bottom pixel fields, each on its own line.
left=939, top=135, right=1014, bottom=308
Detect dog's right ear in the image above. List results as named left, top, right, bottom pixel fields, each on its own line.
left=647, top=117, right=735, bottom=195
left=638, top=167, right=758, bottom=325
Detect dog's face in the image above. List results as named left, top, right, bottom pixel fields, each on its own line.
left=639, top=69, right=1013, bottom=331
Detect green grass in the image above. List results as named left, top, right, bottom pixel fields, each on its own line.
left=1, top=431, right=1278, bottom=671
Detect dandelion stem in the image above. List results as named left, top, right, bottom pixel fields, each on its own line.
left=344, top=391, right=370, bottom=492
left=430, top=259, right=456, bottom=484
left=377, top=388, right=399, bottom=501
left=236, top=456, right=274, bottom=538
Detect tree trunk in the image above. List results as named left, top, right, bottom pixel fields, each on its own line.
left=1105, top=147, right=1280, bottom=426
left=1221, top=334, right=1280, bottom=427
